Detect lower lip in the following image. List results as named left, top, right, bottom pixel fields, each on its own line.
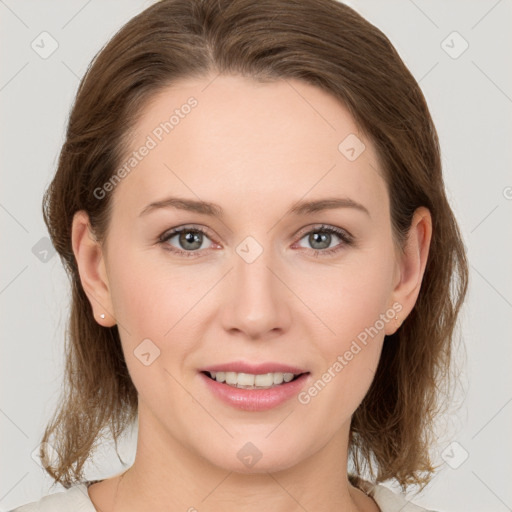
left=199, top=372, right=310, bottom=411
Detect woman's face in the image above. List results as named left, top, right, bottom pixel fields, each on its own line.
left=84, top=74, right=411, bottom=473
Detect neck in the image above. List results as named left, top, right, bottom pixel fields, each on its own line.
left=107, top=403, right=377, bottom=512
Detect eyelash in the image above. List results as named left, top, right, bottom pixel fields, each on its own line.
left=157, top=224, right=354, bottom=259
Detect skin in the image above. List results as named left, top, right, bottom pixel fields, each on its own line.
left=72, top=74, right=432, bottom=512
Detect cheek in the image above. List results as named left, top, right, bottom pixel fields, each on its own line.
left=301, top=245, right=394, bottom=394
left=108, top=253, right=163, bottom=334
left=299, top=266, right=389, bottom=424
left=105, top=247, right=195, bottom=405
left=107, top=242, right=191, bottom=333
left=307, top=251, right=394, bottom=340
left=106, top=245, right=209, bottom=362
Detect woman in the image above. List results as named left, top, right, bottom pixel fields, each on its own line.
left=12, top=0, right=468, bottom=510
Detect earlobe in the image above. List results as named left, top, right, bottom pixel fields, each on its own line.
left=386, top=206, right=432, bottom=335
left=71, top=210, right=116, bottom=327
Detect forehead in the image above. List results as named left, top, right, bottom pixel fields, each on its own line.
left=112, top=74, right=388, bottom=220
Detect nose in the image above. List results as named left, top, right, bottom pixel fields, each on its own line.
left=220, top=241, right=292, bottom=340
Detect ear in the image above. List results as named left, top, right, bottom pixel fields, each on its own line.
left=385, top=206, right=432, bottom=335
left=71, top=210, right=116, bottom=327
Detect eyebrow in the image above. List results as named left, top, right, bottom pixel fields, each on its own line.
left=139, top=196, right=370, bottom=218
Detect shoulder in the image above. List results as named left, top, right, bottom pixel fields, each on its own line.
left=9, top=482, right=97, bottom=512
left=353, top=476, right=440, bottom=512
left=10, top=478, right=441, bottom=512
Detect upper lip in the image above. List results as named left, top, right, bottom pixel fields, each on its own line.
left=200, top=361, right=308, bottom=375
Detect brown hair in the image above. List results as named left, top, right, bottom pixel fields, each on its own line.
left=40, top=0, right=469, bottom=492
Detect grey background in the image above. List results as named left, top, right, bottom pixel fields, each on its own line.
left=1, top=1, right=511, bottom=510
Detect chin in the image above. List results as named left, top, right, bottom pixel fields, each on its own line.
left=198, top=436, right=310, bottom=475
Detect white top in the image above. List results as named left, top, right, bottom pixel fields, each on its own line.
left=10, top=479, right=438, bottom=512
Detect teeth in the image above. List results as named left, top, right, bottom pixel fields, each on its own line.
left=207, top=371, right=300, bottom=389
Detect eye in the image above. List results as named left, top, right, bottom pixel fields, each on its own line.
left=294, top=224, right=354, bottom=256
left=158, top=223, right=354, bottom=259
left=158, top=225, right=215, bottom=258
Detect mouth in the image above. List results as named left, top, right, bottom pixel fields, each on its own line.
left=201, top=370, right=307, bottom=390
left=198, top=365, right=311, bottom=411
